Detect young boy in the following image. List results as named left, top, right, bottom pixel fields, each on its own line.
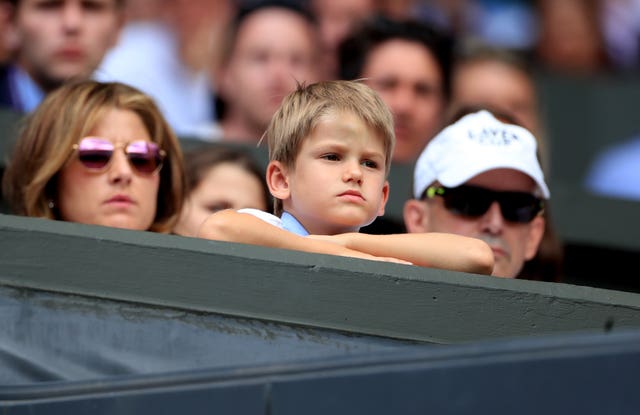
left=199, top=81, right=494, bottom=274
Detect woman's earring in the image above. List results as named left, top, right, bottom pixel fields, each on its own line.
left=48, top=200, right=55, bottom=209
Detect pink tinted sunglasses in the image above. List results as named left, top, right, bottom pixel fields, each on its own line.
left=72, top=137, right=166, bottom=174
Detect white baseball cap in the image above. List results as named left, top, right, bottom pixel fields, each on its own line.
left=413, top=110, right=550, bottom=199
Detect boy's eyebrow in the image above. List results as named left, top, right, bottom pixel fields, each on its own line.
left=360, top=148, right=385, bottom=161
left=314, top=141, right=385, bottom=157
left=313, top=140, right=348, bottom=151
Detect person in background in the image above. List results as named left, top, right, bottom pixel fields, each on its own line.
left=0, top=0, right=123, bottom=113
left=215, top=0, right=322, bottom=143
left=174, top=145, right=270, bottom=238
left=0, top=0, right=12, bottom=64
left=3, top=80, right=184, bottom=233
left=338, top=15, right=452, bottom=163
left=96, top=0, right=233, bottom=140
left=535, top=0, right=610, bottom=76
left=404, top=110, right=548, bottom=279
left=601, top=0, right=640, bottom=71
left=450, top=44, right=541, bottom=141
left=310, top=0, right=375, bottom=79
left=199, top=80, right=494, bottom=275
left=585, top=135, right=640, bottom=202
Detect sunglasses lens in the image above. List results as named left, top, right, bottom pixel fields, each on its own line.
left=438, top=186, right=542, bottom=223
left=442, top=186, right=492, bottom=217
left=77, top=138, right=113, bottom=169
left=499, top=193, right=542, bottom=223
left=126, top=141, right=163, bottom=174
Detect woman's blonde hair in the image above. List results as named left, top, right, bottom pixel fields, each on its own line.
left=2, top=80, right=185, bottom=233
left=266, top=80, right=395, bottom=215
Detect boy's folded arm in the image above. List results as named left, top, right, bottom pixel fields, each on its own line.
left=197, top=209, right=409, bottom=264
left=314, top=232, right=494, bottom=275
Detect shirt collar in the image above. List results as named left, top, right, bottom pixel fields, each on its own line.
left=280, top=211, right=309, bottom=236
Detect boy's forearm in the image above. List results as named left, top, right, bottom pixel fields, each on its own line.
left=341, top=232, right=494, bottom=275
left=197, top=210, right=389, bottom=261
left=198, top=212, right=490, bottom=271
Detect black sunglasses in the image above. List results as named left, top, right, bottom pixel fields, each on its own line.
left=72, top=137, right=166, bottom=174
left=423, top=184, right=544, bottom=224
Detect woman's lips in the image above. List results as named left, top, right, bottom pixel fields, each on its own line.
left=105, top=195, right=134, bottom=206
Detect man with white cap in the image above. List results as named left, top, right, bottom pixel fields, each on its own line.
left=403, top=110, right=548, bottom=278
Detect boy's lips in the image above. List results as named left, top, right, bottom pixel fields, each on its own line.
left=338, top=190, right=365, bottom=202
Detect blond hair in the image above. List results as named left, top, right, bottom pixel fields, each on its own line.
left=2, top=81, right=185, bottom=233
left=266, top=80, right=395, bottom=215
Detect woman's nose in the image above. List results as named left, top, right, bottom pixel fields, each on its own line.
left=107, top=149, right=133, bottom=184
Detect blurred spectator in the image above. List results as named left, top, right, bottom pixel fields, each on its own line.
left=450, top=43, right=543, bottom=161
left=3, top=80, right=185, bottom=233
left=535, top=0, right=610, bottom=75
left=121, top=0, right=163, bottom=21
left=338, top=15, right=453, bottom=163
left=96, top=0, right=233, bottom=140
left=174, top=145, right=270, bottom=237
left=375, top=0, right=418, bottom=20
left=0, top=0, right=123, bottom=113
left=585, top=135, right=640, bottom=201
left=216, top=0, right=322, bottom=143
left=376, top=0, right=537, bottom=51
left=0, top=0, right=12, bottom=64
left=464, top=0, right=537, bottom=51
left=310, top=0, right=376, bottom=79
left=601, top=0, right=640, bottom=71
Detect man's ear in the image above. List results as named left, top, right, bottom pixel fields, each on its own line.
left=266, top=160, right=291, bottom=201
left=524, top=215, right=545, bottom=260
left=403, top=199, right=430, bottom=233
left=376, top=180, right=390, bottom=216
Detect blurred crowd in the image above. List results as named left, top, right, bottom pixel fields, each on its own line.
left=1, top=0, right=638, bottom=137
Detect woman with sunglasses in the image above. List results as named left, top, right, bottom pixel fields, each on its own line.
left=3, top=81, right=185, bottom=233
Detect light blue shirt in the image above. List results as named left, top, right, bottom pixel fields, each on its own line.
left=9, top=65, right=45, bottom=112
left=236, top=209, right=309, bottom=236
left=280, top=212, right=309, bottom=236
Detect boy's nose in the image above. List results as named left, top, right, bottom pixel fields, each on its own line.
left=342, top=160, right=363, bottom=183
